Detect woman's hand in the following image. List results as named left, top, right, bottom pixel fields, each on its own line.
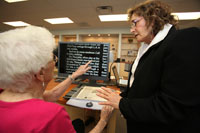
left=96, top=87, right=122, bottom=109
left=89, top=105, right=114, bottom=133
left=72, top=60, right=92, bottom=79
left=100, top=105, right=114, bottom=123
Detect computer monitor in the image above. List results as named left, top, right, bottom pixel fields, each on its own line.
left=58, top=42, right=110, bottom=85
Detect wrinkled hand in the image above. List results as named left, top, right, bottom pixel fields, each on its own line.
left=100, top=105, right=114, bottom=123
left=89, top=105, right=113, bottom=133
left=97, top=87, right=122, bottom=109
left=72, top=60, right=92, bottom=78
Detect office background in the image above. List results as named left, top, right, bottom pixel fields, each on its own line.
left=0, top=0, right=199, bottom=32
left=0, top=0, right=199, bottom=132
left=1, top=0, right=199, bottom=78
left=0, top=0, right=200, bottom=76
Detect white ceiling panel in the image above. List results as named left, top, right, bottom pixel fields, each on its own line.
left=0, top=0, right=199, bottom=32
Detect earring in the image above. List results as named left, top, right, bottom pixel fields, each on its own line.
left=42, top=82, right=45, bottom=88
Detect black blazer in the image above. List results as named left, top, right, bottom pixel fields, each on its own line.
left=119, top=27, right=200, bottom=133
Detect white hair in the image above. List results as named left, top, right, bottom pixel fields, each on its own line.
left=0, top=25, right=56, bottom=92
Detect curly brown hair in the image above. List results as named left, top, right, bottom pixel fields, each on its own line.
left=127, top=0, right=178, bottom=35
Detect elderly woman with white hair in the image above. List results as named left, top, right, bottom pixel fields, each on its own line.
left=0, top=26, right=113, bottom=133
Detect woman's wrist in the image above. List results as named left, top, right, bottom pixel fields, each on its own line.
left=89, top=119, right=107, bottom=133
left=71, top=72, right=78, bottom=80
left=68, top=75, right=75, bottom=81
left=99, top=119, right=108, bottom=125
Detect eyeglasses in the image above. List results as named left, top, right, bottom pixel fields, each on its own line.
left=130, top=18, right=142, bottom=28
left=53, top=54, right=58, bottom=64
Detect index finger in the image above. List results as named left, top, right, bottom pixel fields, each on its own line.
left=84, top=60, right=92, bottom=67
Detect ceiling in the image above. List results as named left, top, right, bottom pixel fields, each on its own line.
left=0, top=0, right=200, bottom=33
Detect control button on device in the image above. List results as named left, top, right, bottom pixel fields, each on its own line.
left=86, top=102, right=93, bottom=107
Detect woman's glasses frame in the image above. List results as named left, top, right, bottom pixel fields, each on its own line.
left=53, top=54, right=58, bottom=64
left=130, top=18, right=142, bottom=28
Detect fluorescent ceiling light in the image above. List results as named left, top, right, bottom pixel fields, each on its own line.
left=3, top=21, right=30, bottom=27
left=99, top=14, right=128, bottom=22
left=171, top=12, right=200, bottom=20
left=4, top=0, right=28, bottom=3
left=44, top=17, right=73, bottom=24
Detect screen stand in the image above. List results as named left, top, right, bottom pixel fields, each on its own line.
left=82, top=79, right=105, bottom=86
left=87, top=79, right=98, bottom=86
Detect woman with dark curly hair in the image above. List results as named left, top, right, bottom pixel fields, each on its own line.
left=97, top=0, right=200, bottom=132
